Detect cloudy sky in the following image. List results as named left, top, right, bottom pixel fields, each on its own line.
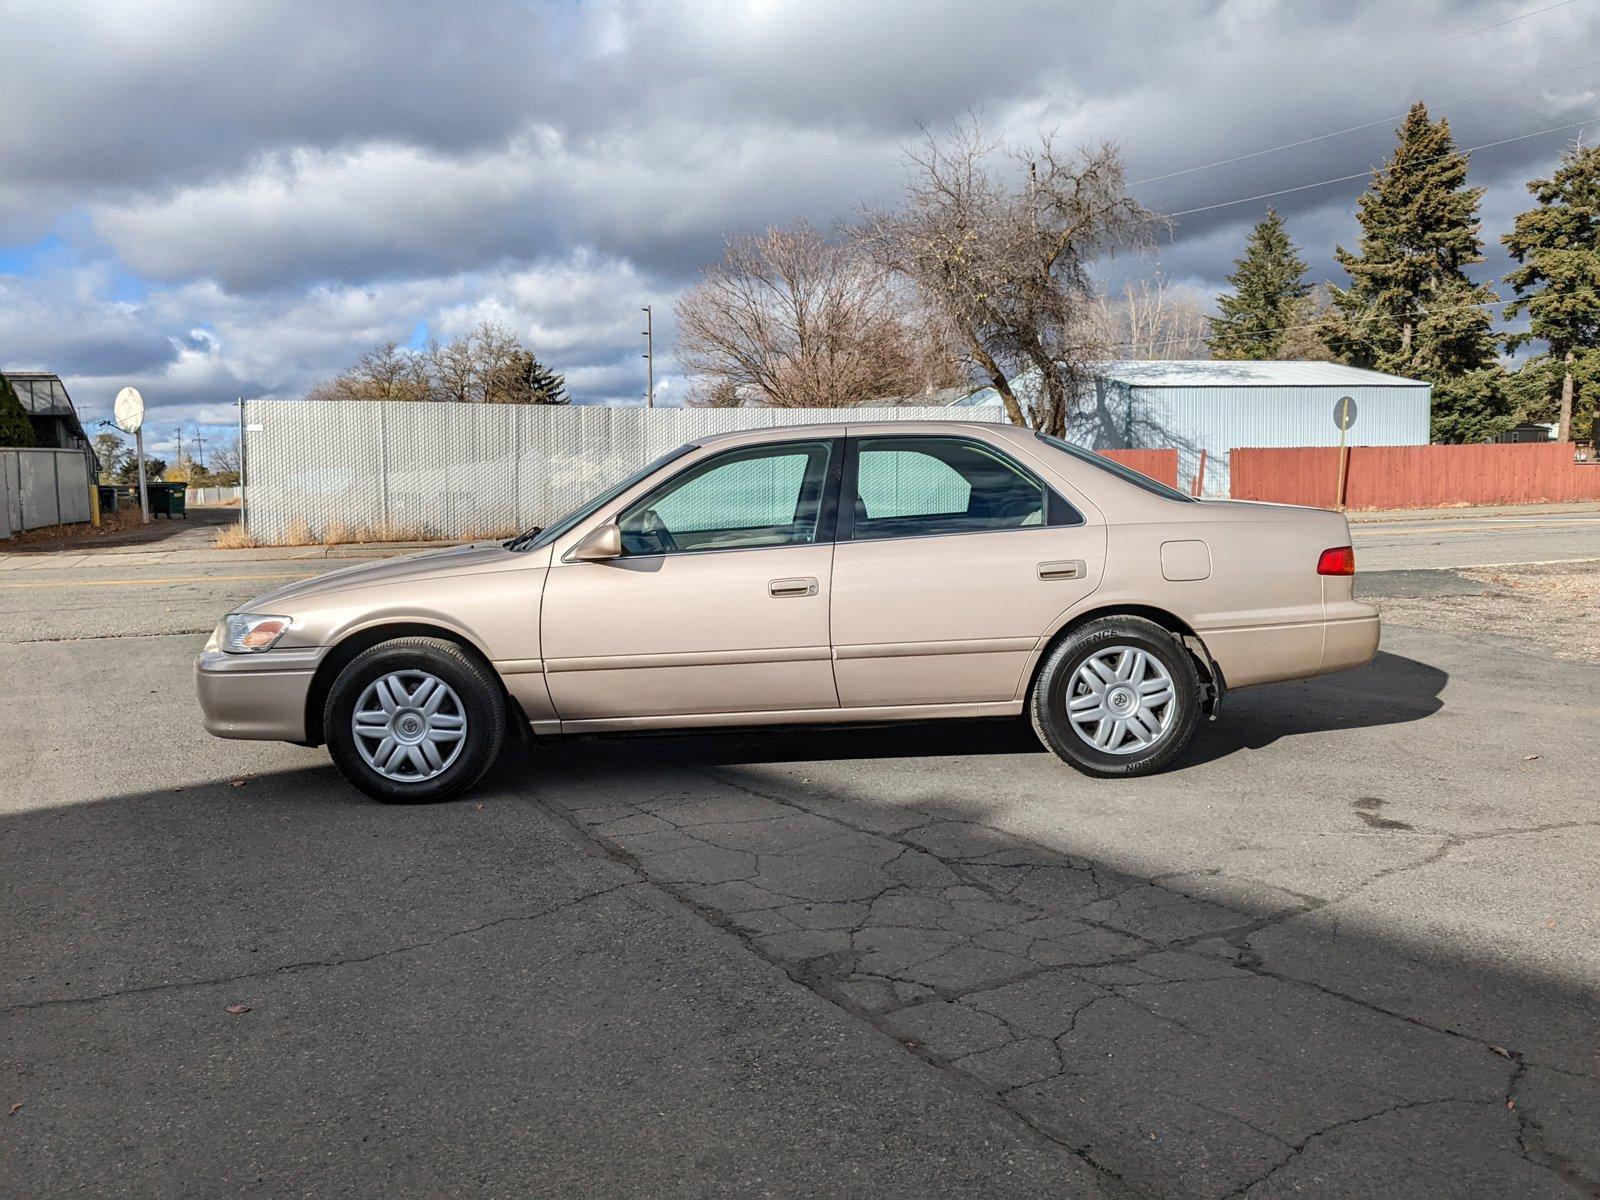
left=3, top=0, right=1597, bottom=457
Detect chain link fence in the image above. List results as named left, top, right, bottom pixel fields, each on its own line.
left=241, top=400, right=1006, bottom=544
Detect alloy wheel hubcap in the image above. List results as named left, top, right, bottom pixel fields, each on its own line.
left=352, top=670, right=467, bottom=782
left=1066, top=646, right=1177, bottom=755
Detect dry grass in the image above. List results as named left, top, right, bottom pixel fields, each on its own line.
left=4, top=508, right=146, bottom=546
left=1375, top=560, right=1600, bottom=663
left=213, top=515, right=522, bottom=549
left=213, top=521, right=260, bottom=549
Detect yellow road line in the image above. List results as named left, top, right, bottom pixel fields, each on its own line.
left=0, top=572, right=314, bottom=589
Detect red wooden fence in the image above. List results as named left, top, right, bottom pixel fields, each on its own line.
left=1230, top=443, right=1600, bottom=509
left=1098, top=448, right=1179, bottom=487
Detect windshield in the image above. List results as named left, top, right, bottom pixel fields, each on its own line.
left=1034, top=433, right=1195, bottom=502
left=507, top=443, right=698, bottom=552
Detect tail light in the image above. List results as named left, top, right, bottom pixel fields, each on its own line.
left=1317, top=546, right=1356, bottom=576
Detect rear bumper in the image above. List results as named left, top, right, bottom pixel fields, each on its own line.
left=1320, top=603, right=1381, bottom=675
left=195, top=646, right=323, bottom=742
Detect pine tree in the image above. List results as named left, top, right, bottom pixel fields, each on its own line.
left=0, top=374, right=37, bottom=447
left=1208, top=209, right=1310, bottom=359
left=1322, top=103, right=1506, bottom=442
left=490, top=349, right=569, bottom=405
left=525, top=354, right=569, bottom=405
left=1502, top=141, right=1600, bottom=442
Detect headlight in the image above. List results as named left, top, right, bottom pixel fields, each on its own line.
left=221, top=613, right=292, bottom=654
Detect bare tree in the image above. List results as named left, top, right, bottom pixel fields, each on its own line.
left=859, top=123, right=1154, bottom=435
left=427, top=336, right=476, bottom=403
left=1276, top=286, right=1338, bottom=362
left=1093, top=275, right=1211, bottom=361
left=306, top=341, right=431, bottom=402
left=687, top=378, right=746, bottom=408
left=472, top=321, right=521, bottom=403
left=676, top=219, right=947, bottom=408
left=306, top=321, right=569, bottom=405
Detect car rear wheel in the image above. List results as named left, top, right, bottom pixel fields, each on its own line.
left=1029, top=616, right=1201, bottom=778
left=324, top=637, right=506, bottom=802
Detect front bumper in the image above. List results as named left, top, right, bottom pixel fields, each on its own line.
left=195, top=645, right=324, bottom=742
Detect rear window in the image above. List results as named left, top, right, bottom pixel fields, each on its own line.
left=1034, top=433, right=1195, bottom=502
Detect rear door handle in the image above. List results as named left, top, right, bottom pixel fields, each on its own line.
left=1038, top=560, right=1085, bottom=581
left=769, top=577, right=818, bottom=598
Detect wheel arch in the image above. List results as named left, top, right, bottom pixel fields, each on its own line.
left=1020, top=602, right=1224, bottom=713
left=303, top=620, right=518, bottom=747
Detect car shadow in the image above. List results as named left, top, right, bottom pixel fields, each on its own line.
left=538, top=650, right=1446, bottom=772
left=5, top=738, right=1592, bottom=1198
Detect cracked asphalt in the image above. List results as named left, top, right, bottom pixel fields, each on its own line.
left=3, top=516, right=1598, bottom=1198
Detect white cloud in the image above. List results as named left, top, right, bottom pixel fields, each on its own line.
left=3, top=0, right=1597, bottom=440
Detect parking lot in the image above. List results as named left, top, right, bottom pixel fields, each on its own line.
left=3, top=509, right=1598, bottom=1198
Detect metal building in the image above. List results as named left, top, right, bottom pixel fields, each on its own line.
left=957, top=360, right=1431, bottom=498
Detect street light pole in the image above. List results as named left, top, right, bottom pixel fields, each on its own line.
left=642, top=305, right=654, bottom=408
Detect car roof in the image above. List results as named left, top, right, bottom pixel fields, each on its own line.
left=693, top=419, right=1023, bottom=448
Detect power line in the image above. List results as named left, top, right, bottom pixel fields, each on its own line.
left=1361, top=0, right=1577, bottom=74
left=1132, top=58, right=1600, bottom=187
left=1159, top=114, right=1600, bottom=219
left=1107, top=297, right=1516, bottom=356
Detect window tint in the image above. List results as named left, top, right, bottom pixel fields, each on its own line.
left=849, top=437, right=1052, bottom=541
left=619, top=441, right=833, bottom=555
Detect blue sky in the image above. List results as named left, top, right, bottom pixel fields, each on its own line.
left=2, top=0, right=1595, bottom=461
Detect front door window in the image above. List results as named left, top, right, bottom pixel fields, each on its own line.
left=618, top=441, right=834, bottom=555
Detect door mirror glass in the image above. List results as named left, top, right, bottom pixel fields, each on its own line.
left=569, top=522, right=622, bottom=561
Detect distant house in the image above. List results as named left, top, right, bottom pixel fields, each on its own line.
left=951, top=360, right=1431, bottom=498
left=3, top=372, right=95, bottom=455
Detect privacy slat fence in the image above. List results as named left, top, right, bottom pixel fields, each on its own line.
left=1097, top=449, right=1179, bottom=488
left=1230, top=443, right=1600, bottom=509
left=243, top=400, right=1010, bottom=543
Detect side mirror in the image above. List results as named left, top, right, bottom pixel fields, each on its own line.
left=569, top=522, right=622, bottom=561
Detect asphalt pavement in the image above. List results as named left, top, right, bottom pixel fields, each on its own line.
left=1350, top=505, right=1600, bottom=570
left=2, top=509, right=1597, bottom=1198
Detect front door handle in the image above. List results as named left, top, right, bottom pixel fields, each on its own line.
left=1038, top=559, right=1085, bottom=581
left=769, top=577, right=818, bottom=598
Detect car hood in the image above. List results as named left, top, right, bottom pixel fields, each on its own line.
left=237, top=543, right=522, bottom=613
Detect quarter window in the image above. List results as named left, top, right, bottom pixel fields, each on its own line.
left=618, top=441, right=833, bottom=555
left=849, top=437, right=1062, bottom=541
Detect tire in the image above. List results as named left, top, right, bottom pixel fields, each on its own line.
left=324, top=636, right=506, bottom=803
left=1029, top=616, right=1202, bottom=778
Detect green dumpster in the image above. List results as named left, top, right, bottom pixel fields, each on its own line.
left=147, top=483, right=188, bottom=519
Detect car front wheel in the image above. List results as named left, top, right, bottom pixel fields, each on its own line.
left=324, top=636, right=506, bottom=802
left=1029, top=616, right=1202, bottom=777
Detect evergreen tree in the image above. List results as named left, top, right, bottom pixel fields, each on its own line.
left=1322, top=103, right=1506, bottom=442
left=490, top=349, right=570, bottom=405
left=0, top=374, right=37, bottom=447
left=1502, top=141, right=1600, bottom=442
left=524, top=353, right=569, bottom=405
left=1208, top=209, right=1310, bottom=359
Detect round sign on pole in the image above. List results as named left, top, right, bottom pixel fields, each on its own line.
left=1333, top=395, right=1358, bottom=431
left=114, top=386, right=145, bottom=434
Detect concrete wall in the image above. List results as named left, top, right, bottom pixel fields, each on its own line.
left=0, top=448, right=93, bottom=538
left=241, top=401, right=1009, bottom=543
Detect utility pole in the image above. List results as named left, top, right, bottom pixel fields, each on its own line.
left=642, top=305, right=654, bottom=408
left=192, top=425, right=206, bottom=471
